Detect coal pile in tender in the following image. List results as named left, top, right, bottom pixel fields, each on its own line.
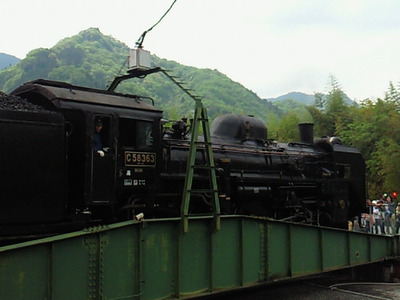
left=0, top=91, right=50, bottom=112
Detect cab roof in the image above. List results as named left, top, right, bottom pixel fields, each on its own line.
left=12, top=79, right=161, bottom=112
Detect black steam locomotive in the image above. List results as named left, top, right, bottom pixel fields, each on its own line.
left=0, top=78, right=365, bottom=240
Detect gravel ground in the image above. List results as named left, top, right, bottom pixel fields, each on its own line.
left=195, top=270, right=400, bottom=300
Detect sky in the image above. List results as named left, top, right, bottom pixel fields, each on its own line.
left=2, top=0, right=400, bottom=100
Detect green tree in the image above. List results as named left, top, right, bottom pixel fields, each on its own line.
left=277, top=111, right=300, bottom=142
left=385, top=81, right=400, bottom=110
left=306, top=106, right=331, bottom=137
left=313, top=92, right=325, bottom=109
left=339, top=94, right=400, bottom=198
left=264, top=111, right=280, bottom=140
left=308, top=75, right=353, bottom=138
left=324, top=75, right=350, bottom=135
left=368, top=138, right=400, bottom=197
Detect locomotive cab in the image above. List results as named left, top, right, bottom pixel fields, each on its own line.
left=12, top=79, right=163, bottom=222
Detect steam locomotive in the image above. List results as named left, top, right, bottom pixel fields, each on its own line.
left=0, top=77, right=365, bottom=241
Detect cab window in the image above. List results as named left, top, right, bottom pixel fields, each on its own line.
left=93, top=116, right=111, bottom=150
left=119, top=118, right=153, bottom=150
left=137, top=121, right=153, bottom=149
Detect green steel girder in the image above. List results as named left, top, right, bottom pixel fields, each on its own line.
left=0, top=217, right=398, bottom=300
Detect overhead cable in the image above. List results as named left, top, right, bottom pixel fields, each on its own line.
left=135, top=0, right=178, bottom=48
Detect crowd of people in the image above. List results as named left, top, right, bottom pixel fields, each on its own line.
left=360, top=193, right=398, bottom=235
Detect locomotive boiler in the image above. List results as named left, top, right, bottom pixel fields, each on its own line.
left=161, top=113, right=365, bottom=228
left=0, top=78, right=365, bottom=241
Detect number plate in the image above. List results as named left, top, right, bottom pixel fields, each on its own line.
left=125, top=151, right=156, bottom=167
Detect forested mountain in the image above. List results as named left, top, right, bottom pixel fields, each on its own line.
left=0, top=28, right=280, bottom=122
left=0, top=53, right=19, bottom=70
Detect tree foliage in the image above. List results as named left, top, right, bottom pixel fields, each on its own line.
left=277, top=111, right=300, bottom=142
left=309, top=77, right=400, bottom=199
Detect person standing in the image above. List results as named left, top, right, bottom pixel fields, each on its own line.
left=384, top=195, right=395, bottom=234
left=363, top=199, right=374, bottom=233
left=93, top=119, right=105, bottom=157
left=372, top=200, right=384, bottom=234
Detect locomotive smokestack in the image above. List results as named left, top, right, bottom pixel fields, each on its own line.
left=298, top=123, right=314, bottom=144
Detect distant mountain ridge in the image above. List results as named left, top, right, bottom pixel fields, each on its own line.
left=267, top=91, right=354, bottom=106
left=267, top=92, right=316, bottom=105
left=0, top=53, right=19, bottom=70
